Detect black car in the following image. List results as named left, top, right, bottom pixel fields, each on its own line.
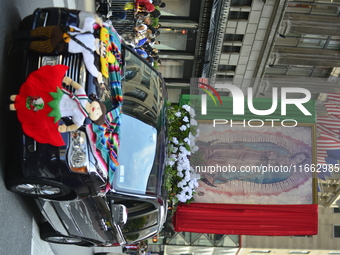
left=5, top=8, right=168, bottom=247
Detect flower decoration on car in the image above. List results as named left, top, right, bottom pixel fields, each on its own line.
left=165, top=104, right=200, bottom=210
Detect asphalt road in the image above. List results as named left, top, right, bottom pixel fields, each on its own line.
left=0, top=1, right=56, bottom=253
left=0, top=0, right=121, bottom=254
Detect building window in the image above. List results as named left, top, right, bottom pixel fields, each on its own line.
left=325, top=36, right=340, bottom=50
left=286, top=3, right=340, bottom=16
left=294, top=0, right=340, bottom=3
left=222, top=46, right=241, bottom=53
left=217, top=66, right=236, bottom=78
left=299, top=37, right=327, bottom=48
left=218, top=65, right=236, bottom=72
left=289, top=251, right=310, bottom=254
left=276, top=34, right=340, bottom=50
left=124, top=88, right=148, bottom=101
left=224, top=34, right=244, bottom=42
left=334, top=225, right=340, bottom=238
left=250, top=250, right=270, bottom=253
left=157, top=28, right=188, bottom=51
left=266, top=65, right=332, bottom=77
left=334, top=208, right=340, bottom=213
left=217, top=65, right=236, bottom=79
left=216, top=75, right=234, bottom=79
left=230, top=0, right=252, bottom=7
left=159, top=0, right=191, bottom=17
left=158, top=60, right=185, bottom=78
left=228, top=11, right=249, bottom=20
left=316, top=0, right=340, bottom=3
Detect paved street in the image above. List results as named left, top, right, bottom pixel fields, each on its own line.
left=0, top=0, right=122, bottom=254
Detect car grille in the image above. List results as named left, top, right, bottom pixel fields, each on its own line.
left=62, top=52, right=82, bottom=80
left=25, top=52, right=84, bottom=94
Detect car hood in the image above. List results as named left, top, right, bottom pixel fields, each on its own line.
left=36, top=196, right=121, bottom=245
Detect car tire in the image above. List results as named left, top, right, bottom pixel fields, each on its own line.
left=40, top=222, right=93, bottom=246
left=7, top=177, right=74, bottom=200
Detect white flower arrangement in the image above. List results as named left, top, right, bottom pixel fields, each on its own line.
left=179, top=125, right=187, bottom=131
left=165, top=104, right=200, bottom=208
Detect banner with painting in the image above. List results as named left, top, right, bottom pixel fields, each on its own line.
left=192, top=122, right=317, bottom=204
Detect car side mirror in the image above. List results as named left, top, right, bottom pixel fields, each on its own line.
left=110, top=202, right=128, bottom=226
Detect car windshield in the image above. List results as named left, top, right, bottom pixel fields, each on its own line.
left=113, top=114, right=157, bottom=194
left=111, top=46, right=167, bottom=196
left=120, top=46, right=164, bottom=128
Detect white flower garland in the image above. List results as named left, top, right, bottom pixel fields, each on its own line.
left=166, top=104, right=200, bottom=205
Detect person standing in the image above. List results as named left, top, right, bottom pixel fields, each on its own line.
left=135, top=0, right=155, bottom=14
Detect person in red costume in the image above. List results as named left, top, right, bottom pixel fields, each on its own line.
left=135, top=0, right=155, bottom=15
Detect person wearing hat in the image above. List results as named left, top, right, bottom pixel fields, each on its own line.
left=139, top=42, right=154, bottom=55
left=147, top=56, right=155, bottom=66
left=132, top=28, right=153, bottom=45
left=149, top=39, right=161, bottom=46
left=149, top=9, right=161, bottom=18
left=134, top=0, right=155, bottom=15
left=135, top=48, right=148, bottom=58
left=148, top=30, right=160, bottom=39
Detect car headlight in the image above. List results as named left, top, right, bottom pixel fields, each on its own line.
left=68, top=130, right=88, bottom=174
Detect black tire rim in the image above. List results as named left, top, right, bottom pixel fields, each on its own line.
left=15, top=183, right=61, bottom=196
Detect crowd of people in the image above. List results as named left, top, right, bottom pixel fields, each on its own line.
left=122, top=0, right=166, bottom=67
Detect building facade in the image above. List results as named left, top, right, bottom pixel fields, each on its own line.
left=157, top=0, right=340, bottom=100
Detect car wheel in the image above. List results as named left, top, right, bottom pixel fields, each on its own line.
left=40, top=222, right=93, bottom=246
left=7, top=177, right=73, bottom=200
